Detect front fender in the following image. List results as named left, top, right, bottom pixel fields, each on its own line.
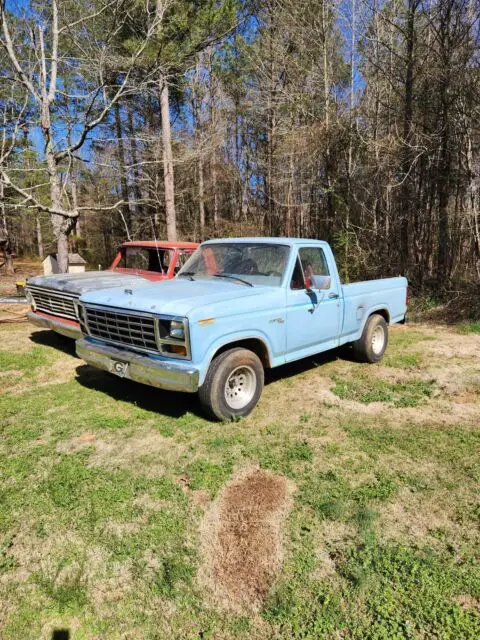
left=197, top=329, right=277, bottom=386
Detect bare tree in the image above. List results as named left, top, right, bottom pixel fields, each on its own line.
left=0, top=0, right=164, bottom=272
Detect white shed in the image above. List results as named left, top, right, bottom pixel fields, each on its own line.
left=43, top=252, right=87, bottom=275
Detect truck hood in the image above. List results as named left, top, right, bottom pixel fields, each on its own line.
left=26, top=271, right=148, bottom=296
left=80, top=278, right=276, bottom=318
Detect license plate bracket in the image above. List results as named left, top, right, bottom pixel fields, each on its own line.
left=109, top=359, right=129, bottom=378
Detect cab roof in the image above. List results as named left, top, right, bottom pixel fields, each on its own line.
left=121, top=241, right=199, bottom=249
left=202, top=237, right=327, bottom=246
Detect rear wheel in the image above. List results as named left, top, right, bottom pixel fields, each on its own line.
left=198, top=348, right=264, bottom=421
left=353, top=314, right=388, bottom=363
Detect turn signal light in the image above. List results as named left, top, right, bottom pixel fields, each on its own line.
left=166, top=345, right=187, bottom=357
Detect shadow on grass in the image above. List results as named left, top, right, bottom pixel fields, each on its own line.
left=74, top=346, right=353, bottom=420
left=51, top=631, right=69, bottom=640
left=265, top=345, right=352, bottom=384
left=30, top=329, right=78, bottom=357
left=75, top=363, right=202, bottom=419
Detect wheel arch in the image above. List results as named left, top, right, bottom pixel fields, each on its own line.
left=209, top=337, right=272, bottom=370
left=371, top=307, right=390, bottom=323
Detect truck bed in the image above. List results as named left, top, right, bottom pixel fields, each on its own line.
left=340, top=276, right=407, bottom=344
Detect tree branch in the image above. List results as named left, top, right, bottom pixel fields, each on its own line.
left=0, top=7, right=40, bottom=100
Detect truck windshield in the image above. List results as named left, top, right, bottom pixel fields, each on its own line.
left=178, top=243, right=290, bottom=287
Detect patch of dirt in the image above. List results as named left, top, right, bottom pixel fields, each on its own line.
left=256, top=370, right=341, bottom=427
left=254, top=324, right=480, bottom=430
left=0, top=369, right=22, bottom=379
left=376, top=487, right=479, bottom=549
left=313, top=520, right=357, bottom=581
left=0, top=303, right=29, bottom=325
left=83, top=546, right=134, bottom=613
left=57, top=430, right=182, bottom=475
left=416, top=324, right=480, bottom=359
left=424, top=360, right=479, bottom=396
left=198, top=468, right=294, bottom=613
left=450, top=391, right=480, bottom=404
left=455, top=595, right=480, bottom=611
left=5, top=350, right=80, bottom=396
left=395, top=400, right=480, bottom=427
left=5, top=528, right=83, bottom=585
left=37, top=353, right=79, bottom=385
left=373, top=365, right=416, bottom=384
left=0, top=258, right=42, bottom=295
left=0, top=322, right=34, bottom=352
left=191, top=489, right=211, bottom=509
left=102, top=521, right=142, bottom=536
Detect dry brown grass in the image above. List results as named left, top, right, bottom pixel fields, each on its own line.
left=1, top=320, right=479, bottom=637
left=57, top=429, right=184, bottom=476
left=198, top=468, right=294, bottom=613
left=0, top=258, right=42, bottom=295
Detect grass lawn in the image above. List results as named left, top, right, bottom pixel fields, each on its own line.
left=0, top=321, right=479, bottom=639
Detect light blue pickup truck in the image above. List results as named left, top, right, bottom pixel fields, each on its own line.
left=76, top=238, right=407, bottom=420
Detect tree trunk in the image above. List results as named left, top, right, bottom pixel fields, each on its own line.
left=436, top=1, right=453, bottom=286
left=160, top=79, right=177, bottom=241
left=114, top=102, right=131, bottom=233
left=47, top=151, right=69, bottom=272
left=399, top=0, right=417, bottom=276
left=198, top=156, right=205, bottom=239
left=0, top=181, right=12, bottom=273
left=192, top=60, right=205, bottom=239
left=36, top=216, right=44, bottom=258
left=127, top=105, right=143, bottom=220
left=211, top=158, right=218, bottom=230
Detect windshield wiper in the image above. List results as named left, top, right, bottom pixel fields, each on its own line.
left=178, top=271, right=195, bottom=281
left=213, top=273, right=254, bottom=287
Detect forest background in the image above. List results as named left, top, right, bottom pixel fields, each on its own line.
left=0, top=0, right=479, bottom=297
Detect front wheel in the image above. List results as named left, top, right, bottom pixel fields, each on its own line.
left=353, top=314, right=388, bottom=363
left=198, top=348, right=264, bottom=421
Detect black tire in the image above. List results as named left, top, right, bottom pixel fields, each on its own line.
left=353, top=314, right=388, bottom=363
left=198, top=347, right=264, bottom=421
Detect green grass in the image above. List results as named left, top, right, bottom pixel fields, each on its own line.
left=383, top=352, right=421, bottom=368
left=332, top=376, right=434, bottom=407
left=457, top=322, right=480, bottom=334
left=0, top=324, right=479, bottom=638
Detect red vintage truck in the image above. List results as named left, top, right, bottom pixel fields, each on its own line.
left=25, top=241, right=198, bottom=339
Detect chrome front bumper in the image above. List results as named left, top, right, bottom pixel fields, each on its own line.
left=76, top=338, right=200, bottom=393
left=27, top=311, right=82, bottom=340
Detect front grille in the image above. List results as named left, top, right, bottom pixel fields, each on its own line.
left=27, top=286, right=78, bottom=320
left=85, top=306, right=158, bottom=352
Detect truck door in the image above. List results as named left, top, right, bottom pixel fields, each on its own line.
left=285, top=246, right=341, bottom=361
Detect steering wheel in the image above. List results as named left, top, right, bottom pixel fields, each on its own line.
left=265, top=270, right=282, bottom=278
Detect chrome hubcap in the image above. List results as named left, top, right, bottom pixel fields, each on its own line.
left=371, top=325, right=385, bottom=355
left=224, top=365, right=256, bottom=409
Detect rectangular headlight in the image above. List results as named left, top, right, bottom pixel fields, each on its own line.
left=170, top=319, right=185, bottom=339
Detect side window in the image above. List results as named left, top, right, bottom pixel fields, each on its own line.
left=174, top=251, right=189, bottom=273
left=298, top=247, right=329, bottom=287
left=147, top=249, right=168, bottom=273
left=290, top=257, right=305, bottom=290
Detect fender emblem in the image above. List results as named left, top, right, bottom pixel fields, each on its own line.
left=124, top=288, right=133, bottom=295
left=270, top=317, right=285, bottom=324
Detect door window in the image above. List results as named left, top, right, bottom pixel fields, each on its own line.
left=298, top=247, right=329, bottom=288
left=290, top=258, right=306, bottom=290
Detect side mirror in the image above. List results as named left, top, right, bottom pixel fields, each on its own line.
left=310, top=275, right=331, bottom=290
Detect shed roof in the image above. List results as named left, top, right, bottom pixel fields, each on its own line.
left=45, top=252, right=87, bottom=264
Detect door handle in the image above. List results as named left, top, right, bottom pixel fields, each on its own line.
left=328, top=292, right=339, bottom=299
